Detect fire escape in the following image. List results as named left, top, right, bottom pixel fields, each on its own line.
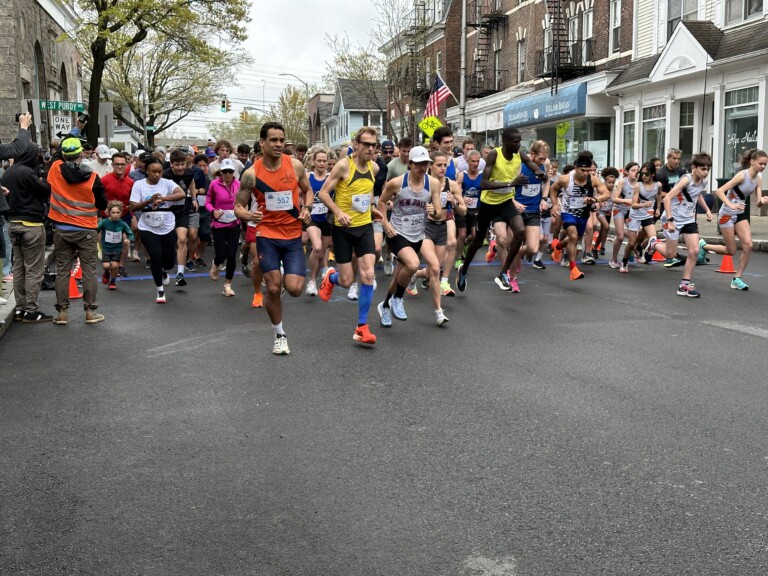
left=397, top=2, right=434, bottom=137
left=467, top=0, right=507, bottom=98
left=537, top=0, right=595, bottom=94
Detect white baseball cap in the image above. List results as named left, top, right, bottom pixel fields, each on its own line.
left=94, top=144, right=111, bottom=159
left=220, top=158, right=237, bottom=172
left=408, top=146, right=431, bottom=163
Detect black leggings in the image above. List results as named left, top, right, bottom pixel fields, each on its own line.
left=140, top=229, right=177, bottom=287
left=212, top=226, right=240, bottom=280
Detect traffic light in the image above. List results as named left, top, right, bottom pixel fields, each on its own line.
left=220, top=98, right=226, bottom=113
left=225, top=98, right=231, bottom=113
left=240, top=110, right=249, bottom=122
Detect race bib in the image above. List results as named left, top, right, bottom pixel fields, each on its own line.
left=196, top=195, right=207, bottom=206
left=520, top=184, right=541, bottom=197
left=464, top=197, right=478, bottom=209
left=311, top=202, right=328, bottom=215
left=144, top=212, right=165, bottom=228
left=569, top=197, right=585, bottom=209
left=104, top=230, right=123, bottom=244
left=401, top=214, right=425, bottom=235
left=351, top=193, right=371, bottom=213
left=440, top=192, right=448, bottom=208
left=265, top=190, right=293, bottom=211
left=218, top=210, right=236, bottom=223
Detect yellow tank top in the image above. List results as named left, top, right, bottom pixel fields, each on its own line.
left=480, top=147, right=522, bottom=205
left=335, top=158, right=375, bottom=227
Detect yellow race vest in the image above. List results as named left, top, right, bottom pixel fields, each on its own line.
left=335, top=159, right=375, bottom=227
left=480, top=147, right=522, bottom=205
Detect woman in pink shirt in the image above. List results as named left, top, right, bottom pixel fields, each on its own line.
left=205, top=158, right=241, bottom=296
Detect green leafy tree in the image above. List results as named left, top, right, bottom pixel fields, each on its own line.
left=69, top=0, right=248, bottom=145
left=267, top=86, right=309, bottom=145
left=207, top=112, right=264, bottom=145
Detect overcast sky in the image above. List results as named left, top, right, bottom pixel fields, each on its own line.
left=171, top=1, right=380, bottom=138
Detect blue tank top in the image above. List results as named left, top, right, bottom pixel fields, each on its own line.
left=309, top=172, right=331, bottom=223
left=445, top=158, right=457, bottom=181
left=515, top=164, right=545, bottom=213
left=461, top=171, right=482, bottom=211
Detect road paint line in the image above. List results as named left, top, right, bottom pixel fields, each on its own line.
left=463, top=555, right=518, bottom=576
left=701, top=320, right=768, bottom=340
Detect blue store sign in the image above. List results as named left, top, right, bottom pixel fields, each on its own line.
left=503, top=83, right=587, bottom=128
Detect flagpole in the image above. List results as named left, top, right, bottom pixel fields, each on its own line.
left=459, top=0, right=467, bottom=134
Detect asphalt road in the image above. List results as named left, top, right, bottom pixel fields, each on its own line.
left=2, top=246, right=768, bottom=576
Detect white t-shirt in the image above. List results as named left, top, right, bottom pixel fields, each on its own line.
left=130, top=178, right=179, bottom=235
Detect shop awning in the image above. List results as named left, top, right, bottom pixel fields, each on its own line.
left=503, top=83, right=587, bottom=129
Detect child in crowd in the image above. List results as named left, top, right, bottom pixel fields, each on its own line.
left=98, top=200, right=134, bottom=290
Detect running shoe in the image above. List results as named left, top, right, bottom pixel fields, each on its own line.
left=456, top=268, right=467, bottom=292
left=353, top=324, right=377, bottom=346
left=510, top=277, right=520, bottom=293
left=731, top=277, right=749, bottom=291
left=569, top=266, right=585, bottom=280
left=319, top=267, right=336, bottom=302
left=406, top=274, right=419, bottom=296
left=609, top=259, right=620, bottom=269
left=454, top=258, right=463, bottom=270
left=242, top=264, right=251, bottom=278
left=421, top=278, right=430, bottom=290
left=592, top=249, right=600, bottom=260
left=551, top=241, right=563, bottom=263
left=156, top=291, right=166, bottom=304
left=435, top=308, right=449, bottom=326
left=619, top=264, right=628, bottom=273
left=697, top=239, right=707, bottom=263
left=145, top=259, right=152, bottom=269
left=581, top=254, right=596, bottom=265
left=118, top=266, right=128, bottom=277
left=273, top=334, right=290, bottom=355
left=186, top=261, right=197, bottom=272
left=485, top=239, right=497, bottom=263
left=162, top=271, right=170, bottom=285
left=251, top=292, right=264, bottom=308
left=377, top=301, right=392, bottom=327
left=195, top=258, right=207, bottom=267
left=175, top=272, right=187, bottom=287
left=390, top=296, right=407, bottom=320
left=677, top=283, right=700, bottom=297
left=560, top=257, right=569, bottom=268
left=218, top=263, right=227, bottom=272
left=347, top=282, right=359, bottom=300
left=663, top=257, right=684, bottom=268
left=223, top=284, right=235, bottom=297
left=440, top=281, right=455, bottom=297
left=532, top=260, right=546, bottom=269
left=108, top=279, right=117, bottom=290
left=305, top=279, right=318, bottom=296
left=384, top=257, right=394, bottom=276
left=642, top=237, right=657, bottom=262
left=102, top=270, right=110, bottom=284
left=14, top=310, right=23, bottom=322
left=22, top=311, right=53, bottom=323
left=494, top=272, right=511, bottom=291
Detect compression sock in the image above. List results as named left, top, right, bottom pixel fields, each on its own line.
left=329, top=272, right=339, bottom=285
left=358, top=283, right=373, bottom=326
left=569, top=261, right=576, bottom=271
left=622, top=258, right=629, bottom=267
left=272, top=322, right=285, bottom=337
left=383, top=292, right=393, bottom=307
left=394, top=284, right=406, bottom=299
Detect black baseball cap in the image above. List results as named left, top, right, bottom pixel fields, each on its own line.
left=381, top=140, right=395, bottom=153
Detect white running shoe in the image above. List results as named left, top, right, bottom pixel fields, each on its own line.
left=347, top=282, right=359, bottom=300
left=390, top=296, right=407, bottom=320
left=305, top=279, right=317, bottom=296
left=435, top=308, right=449, bottom=326
left=272, top=335, right=290, bottom=355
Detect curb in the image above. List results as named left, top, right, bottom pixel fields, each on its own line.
left=0, top=246, right=56, bottom=340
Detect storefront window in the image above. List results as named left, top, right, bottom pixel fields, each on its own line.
left=536, top=118, right=610, bottom=168
left=623, top=110, right=635, bottom=166
left=723, top=87, right=758, bottom=177
left=679, top=102, right=694, bottom=164
left=642, top=105, right=666, bottom=162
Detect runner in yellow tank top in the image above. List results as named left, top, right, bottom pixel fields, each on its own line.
left=455, top=127, right=545, bottom=293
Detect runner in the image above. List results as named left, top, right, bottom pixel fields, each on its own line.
left=163, top=149, right=197, bottom=287
left=455, top=127, right=545, bottom=292
left=129, top=157, right=186, bottom=303
left=619, top=161, right=661, bottom=273
left=305, top=148, right=333, bottom=296
left=549, top=155, right=611, bottom=280
left=317, top=126, right=381, bottom=347
left=206, top=158, right=241, bottom=297
left=98, top=200, right=133, bottom=290
left=432, top=127, right=461, bottom=293
left=376, top=146, right=445, bottom=326
left=100, top=152, right=134, bottom=275
left=191, top=153, right=212, bottom=269
left=657, top=153, right=713, bottom=297
left=235, top=122, right=313, bottom=354
left=594, top=166, right=619, bottom=261
left=704, top=148, right=767, bottom=290
left=609, top=162, right=638, bottom=268
left=454, top=149, right=482, bottom=274
left=500, top=140, right=550, bottom=293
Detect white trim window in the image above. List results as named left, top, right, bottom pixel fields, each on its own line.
left=610, top=0, right=621, bottom=54
left=725, top=0, right=763, bottom=25
left=583, top=10, right=594, bottom=63
left=517, top=39, right=526, bottom=84
left=623, top=110, right=636, bottom=166
left=543, top=22, right=553, bottom=72
left=642, top=105, right=666, bottom=161
left=667, top=0, right=697, bottom=39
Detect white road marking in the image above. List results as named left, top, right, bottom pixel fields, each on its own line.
left=701, top=320, right=768, bottom=340
left=463, top=555, right=518, bottom=575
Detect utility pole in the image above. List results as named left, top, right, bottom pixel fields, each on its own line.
left=459, top=0, right=467, bottom=134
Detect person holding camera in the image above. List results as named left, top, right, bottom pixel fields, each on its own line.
left=0, top=143, right=52, bottom=322
left=1, top=113, right=33, bottom=161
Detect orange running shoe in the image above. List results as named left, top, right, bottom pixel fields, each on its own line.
left=569, top=266, right=585, bottom=280
left=551, top=240, right=563, bottom=263
left=251, top=292, right=264, bottom=308
left=319, top=267, right=336, bottom=302
left=353, top=324, right=376, bottom=347
left=485, top=239, right=497, bottom=263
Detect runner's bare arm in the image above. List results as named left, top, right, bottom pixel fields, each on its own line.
left=450, top=180, right=467, bottom=217
left=429, top=176, right=442, bottom=219
left=235, top=168, right=261, bottom=223
left=378, top=178, right=400, bottom=227
left=293, top=159, right=313, bottom=223
left=592, top=176, right=612, bottom=203
left=318, top=158, right=349, bottom=216
left=520, top=150, right=546, bottom=178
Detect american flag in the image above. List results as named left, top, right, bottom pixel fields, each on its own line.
left=423, top=74, right=453, bottom=118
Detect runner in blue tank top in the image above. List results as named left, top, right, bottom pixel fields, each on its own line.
left=456, top=150, right=483, bottom=268
left=305, top=149, right=333, bottom=296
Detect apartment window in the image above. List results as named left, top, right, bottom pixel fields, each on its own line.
left=623, top=110, right=636, bottom=166
left=723, top=87, right=759, bottom=175
left=667, top=0, right=697, bottom=38
left=679, top=102, right=695, bottom=164
left=725, top=0, right=763, bottom=25
left=436, top=51, right=443, bottom=75
left=568, top=16, right=579, bottom=63
left=610, top=0, right=621, bottom=53
left=426, top=57, right=432, bottom=87
left=543, top=24, right=553, bottom=72
left=582, top=10, right=593, bottom=63
left=517, top=40, right=526, bottom=84
left=642, top=105, right=666, bottom=161
left=495, top=49, right=503, bottom=90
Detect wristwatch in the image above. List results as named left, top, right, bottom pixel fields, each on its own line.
left=667, top=217, right=675, bottom=222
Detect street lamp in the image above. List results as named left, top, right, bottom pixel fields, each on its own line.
left=279, top=72, right=311, bottom=144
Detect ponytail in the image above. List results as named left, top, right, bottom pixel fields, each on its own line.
left=741, top=148, right=768, bottom=170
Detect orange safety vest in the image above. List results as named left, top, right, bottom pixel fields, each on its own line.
left=47, top=159, right=99, bottom=229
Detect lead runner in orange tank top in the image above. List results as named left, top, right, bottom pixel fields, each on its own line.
left=235, top=122, right=312, bottom=356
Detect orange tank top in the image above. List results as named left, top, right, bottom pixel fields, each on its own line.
left=253, top=155, right=301, bottom=240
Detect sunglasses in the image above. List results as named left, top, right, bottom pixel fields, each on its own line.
left=221, top=169, right=235, bottom=174
left=640, top=171, right=652, bottom=176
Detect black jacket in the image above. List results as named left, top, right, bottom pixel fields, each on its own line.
left=0, top=129, right=31, bottom=161
left=0, top=143, right=50, bottom=223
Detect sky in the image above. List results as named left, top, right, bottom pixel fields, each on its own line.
left=169, top=1, right=381, bottom=138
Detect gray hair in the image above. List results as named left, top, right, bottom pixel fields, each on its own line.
left=666, top=148, right=682, bottom=158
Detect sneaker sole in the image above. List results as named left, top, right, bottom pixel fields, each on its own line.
left=22, top=317, right=53, bottom=323
left=494, top=278, right=511, bottom=291
left=353, top=336, right=376, bottom=347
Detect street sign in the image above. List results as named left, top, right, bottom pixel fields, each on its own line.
left=39, top=100, right=85, bottom=113
left=146, top=126, right=156, bottom=131
left=418, top=116, right=443, bottom=138
left=52, top=115, right=72, bottom=135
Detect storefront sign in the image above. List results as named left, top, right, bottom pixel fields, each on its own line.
left=503, top=83, right=587, bottom=129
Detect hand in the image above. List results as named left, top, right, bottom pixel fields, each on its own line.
left=425, top=203, right=436, bottom=217
left=655, top=209, right=660, bottom=217
left=335, top=210, right=352, bottom=227
left=706, top=211, right=712, bottom=222
left=513, top=199, right=526, bottom=213
left=512, top=175, right=529, bottom=186
left=667, top=221, right=676, bottom=233
left=726, top=202, right=743, bottom=212
left=151, top=193, right=163, bottom=206
left=249, top=208, right=263, bottom=224
left=383, top=221, right=396, bottom=238
left=540, top=199, right=549, bottom=212
left=300, top=206, right=311, bottom=225
left=18, top=113, right=32, bottom=130
left=552, top=202, right=561, bottom=217
left=192, top=200, right=198, bottom=211
left=446, top=193, right=455, bottom=205
left=213, top=209, right=223, bottom=219
left=584, top=196, right=595, bottom=205
left=1, top=186, right=9, bottom=196
left=535, top=170, right=547, bottom=180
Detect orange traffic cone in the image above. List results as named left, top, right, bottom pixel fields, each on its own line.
left=716, top=254, right=736, bottom=274
left=74, top=259, right=82, bottom=280
left=69, top=274, right=83, bottom=299
left=652, top=246, right=667, bottom=262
